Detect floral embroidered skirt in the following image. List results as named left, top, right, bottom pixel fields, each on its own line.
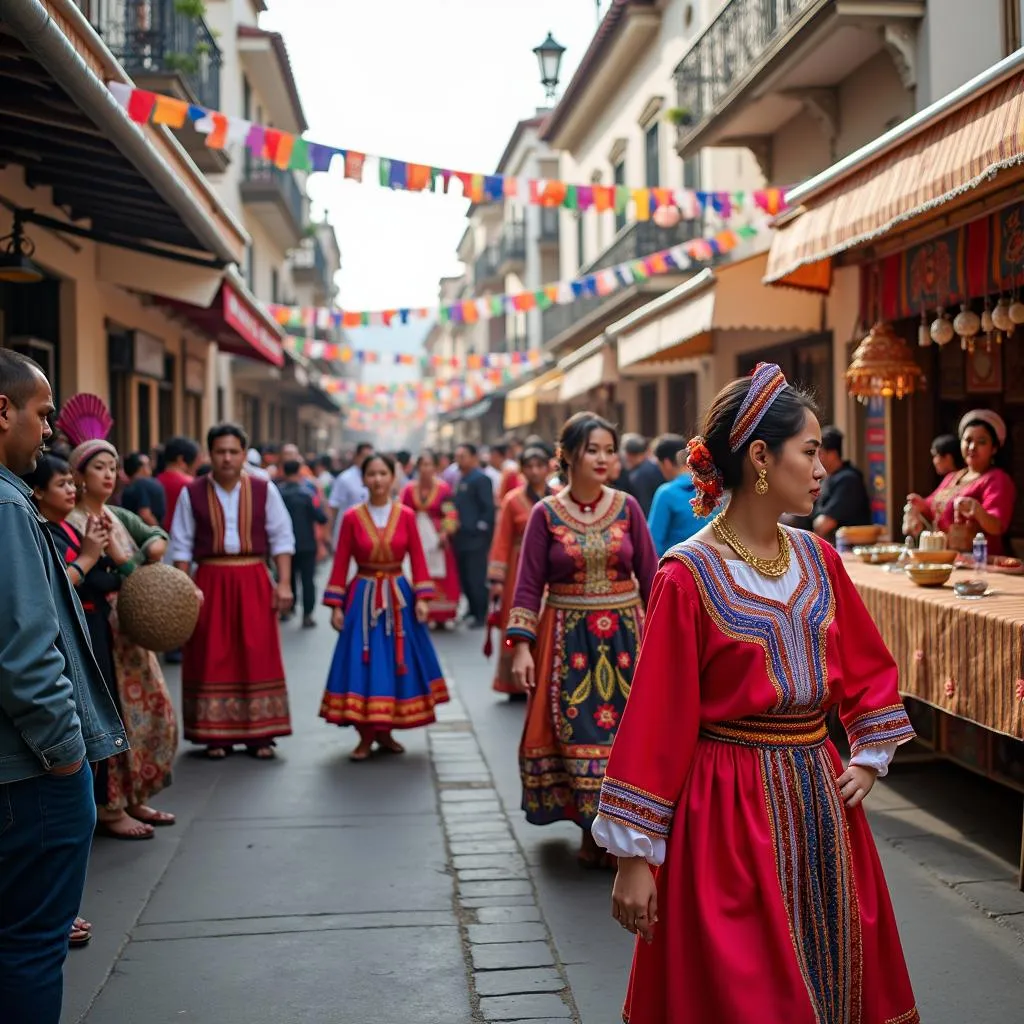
left=519, top=598, right=643, bottom=827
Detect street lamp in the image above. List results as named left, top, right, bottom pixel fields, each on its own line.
left=533, top=32, right=566, bottom=101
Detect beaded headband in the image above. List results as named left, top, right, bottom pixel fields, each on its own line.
left=728, top=362, right=789, bottom=452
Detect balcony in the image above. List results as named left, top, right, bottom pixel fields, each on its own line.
left=86, top=0, right=226, bottom=173
left=499, top=221, right=526, bottom=271
left=474, top=245, right=502, bottom=290
left=672, top=0, right=923, bottom=160
left=541, top=219, right=701, bottom=348
left=241, top=156, right=305, bottom=251
left=291, top=235, right=335, bottom=303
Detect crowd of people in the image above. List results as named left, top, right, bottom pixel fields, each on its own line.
left=5, top=338, right=1019, bottom=1023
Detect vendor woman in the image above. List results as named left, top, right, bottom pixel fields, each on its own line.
left=906, top=410, right=1016, bottom=555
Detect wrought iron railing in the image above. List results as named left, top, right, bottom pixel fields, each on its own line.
left=88, top=0, right=222, bottom=110
left=243, top=157, right=305, bottom=233
left=499, top=221, right=526, bottom=266
left=673, top=0, right=820, bottom=139
left=541, top=219, right=702, bottom=346
left=291, top=235, right=332, bottom=293
left=474, top=245, right=501, bottom=286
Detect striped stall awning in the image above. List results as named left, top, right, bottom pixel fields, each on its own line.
left=766, top=70, right=1024, bottom=288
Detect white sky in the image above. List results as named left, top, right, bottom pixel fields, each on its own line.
left=261, top=0, right=602, bottom=348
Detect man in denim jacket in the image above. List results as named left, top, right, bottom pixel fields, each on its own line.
left=0, top=351, right=127, bottom=1024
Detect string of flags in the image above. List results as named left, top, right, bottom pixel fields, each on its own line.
left=284, top=334, right=545, bottom=371
left=267, top=230, right=760, bottom=345
left=107, top=82, right=789, bottom=220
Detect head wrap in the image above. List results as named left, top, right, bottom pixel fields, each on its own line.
left=958, top=409, right=1006, bottom=447
left=247, top=448, right=263, bottom=466
left=68, top=439, right=118, bottom=474
left=729, top=363, right=789, bottom=452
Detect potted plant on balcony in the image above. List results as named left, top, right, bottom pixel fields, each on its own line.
left=664, top=107, right=695, bottom=128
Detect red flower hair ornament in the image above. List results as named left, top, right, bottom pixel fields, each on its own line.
left=687, top=435, right=724, bottom=518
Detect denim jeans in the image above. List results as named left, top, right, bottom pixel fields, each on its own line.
left=0, top=761, right=96, bottom=1024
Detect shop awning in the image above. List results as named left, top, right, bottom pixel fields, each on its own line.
left=614, top=254, right=822, bottom=370
left=766, top=53, right=1024, bottom=288
left=504, top=367, right=563, bottom=429
left=558, top=336, right=615, bottom=402
left=160, top=270, right=285, bottom=367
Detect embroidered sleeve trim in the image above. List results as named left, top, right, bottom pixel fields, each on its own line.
left=847, top=703, right=916, bottom=757
left=414, top=581, right=435, bottom=598
left=505, top=606, right=538, bottom=642
left=323, top=583, right=347, bottom=608
left=598, top=777, right=675, bottom=839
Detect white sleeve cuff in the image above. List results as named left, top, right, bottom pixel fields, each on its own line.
left=592, top=813, right=666, bottom=866
left=849, top=742, right=897, bottom=778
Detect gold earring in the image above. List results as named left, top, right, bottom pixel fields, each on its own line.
left=755, top=468, right=769, bottom=496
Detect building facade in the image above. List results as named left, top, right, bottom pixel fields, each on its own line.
left=0, top=0, right=286, bottom=455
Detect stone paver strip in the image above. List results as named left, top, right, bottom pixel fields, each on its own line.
left=478, top=993, right=572, bottom=1020
left=473, top=967, right=564, bottom=996
left=471, top=941, right=555, bottom=971
left=467, top=923, right=548, bottom=945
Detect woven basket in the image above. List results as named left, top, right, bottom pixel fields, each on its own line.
left=117, top=563, right=200, bottom=653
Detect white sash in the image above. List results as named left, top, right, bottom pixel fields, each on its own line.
left=416, top=510, right=445, bottom=578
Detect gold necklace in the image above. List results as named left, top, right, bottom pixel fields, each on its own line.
left=712, top=515, right=791, bottom=578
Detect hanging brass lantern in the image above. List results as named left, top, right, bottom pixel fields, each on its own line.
left=845, top=321, right=924, bottom=401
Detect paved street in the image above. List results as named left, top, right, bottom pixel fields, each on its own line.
left=66, top=610, right=1024, bottom=1024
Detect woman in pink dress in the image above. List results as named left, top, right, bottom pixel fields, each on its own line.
left=595, top=364, right=918, bottom=1024
left=401, top=451, right=460, bottom=625
left=906, top=409, right=1016, bottom=554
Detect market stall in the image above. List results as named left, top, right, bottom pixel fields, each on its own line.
left=844, top=557, right=1024, bottom=885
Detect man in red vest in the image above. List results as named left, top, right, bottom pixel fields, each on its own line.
left=169, top=424, right=295, bottom=760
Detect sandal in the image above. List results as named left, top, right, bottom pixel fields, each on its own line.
left=69, top=917, right=92, bottom=948
left=205, top=746, right=231, bottom=760
left=245, top=745, right=276, bottom=760
left=128, top=806, right=176, bottom=826
left=95, top=819, right=155, bottom=842
left=348, top=746, right=374, bottom=762
left=374, top=739, right=405, bottom=755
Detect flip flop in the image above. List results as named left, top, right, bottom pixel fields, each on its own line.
left=69, top=921, right=92, bottom=948
left=245, top=745, right=276, bottom=760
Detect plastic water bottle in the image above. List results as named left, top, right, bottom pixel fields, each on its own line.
left=973, top=532, right=988, bottom=575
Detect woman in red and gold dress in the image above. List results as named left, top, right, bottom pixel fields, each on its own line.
left=595, top=364, right=919, bottom=1024
left=508, top=413, right=657, bottom=866
left=400, top=451, right=460, bottom=626
left=321, top=453, right=449, bottom=761
left=487, top=445, right=554, bottom=697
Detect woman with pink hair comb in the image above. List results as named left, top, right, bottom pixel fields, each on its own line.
left=55, top=395, right=178, bottom=841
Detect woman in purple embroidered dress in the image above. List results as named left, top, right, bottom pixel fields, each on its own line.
left=506, top=412, right=657, bottom=867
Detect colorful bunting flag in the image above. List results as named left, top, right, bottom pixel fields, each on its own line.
left=107, top=82, right=790, bottom=220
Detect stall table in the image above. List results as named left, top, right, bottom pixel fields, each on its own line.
left=844, top=557, right=1024, bottom=887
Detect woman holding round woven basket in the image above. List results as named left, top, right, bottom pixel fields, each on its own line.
left=49, top=395, right=179, bottom=840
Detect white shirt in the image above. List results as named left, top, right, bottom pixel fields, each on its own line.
left=591, top=556, right=896, bottom=866
left=329, top=466, right=369, bottom=543
left=169, top=478, right=295, bottom=562
left=367, top=500, right=393, bottom=528
left=483, top=464, right=502, bottom=498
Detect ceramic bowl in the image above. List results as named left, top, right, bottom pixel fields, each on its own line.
left=909, top=549, right=959, bottom=565
left=953, top=578, right=989, bottom=598
left=855, top=545, right=903, bottom=565
left=905, top=563, right=955, bottom=587
left=837, top=525, right=883, bottom=546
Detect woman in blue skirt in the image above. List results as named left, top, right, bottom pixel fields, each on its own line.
left=320, top=453, right=450, bottom=760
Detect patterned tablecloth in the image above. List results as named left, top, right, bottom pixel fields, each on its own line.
left=843, top=557, right=1024, bottom=741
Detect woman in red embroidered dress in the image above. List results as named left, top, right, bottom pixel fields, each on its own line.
left=508, top=414, right=657, bottom=866
left=321, top=454, right=449, bottom=761
left=487, top=446, right=554, bottom=696
left=400, top=451, right=460, bottom=625
left=595, top=365, right=918, bottom=1024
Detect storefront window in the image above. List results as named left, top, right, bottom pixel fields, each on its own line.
left=638, top=381, right=658, bottom=440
